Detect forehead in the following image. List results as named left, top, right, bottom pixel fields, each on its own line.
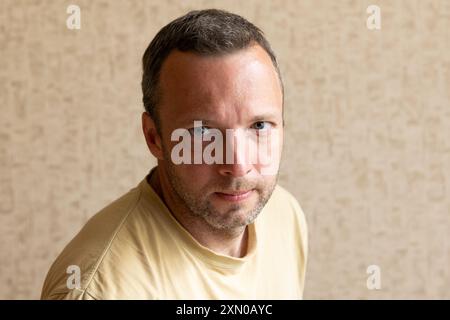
left=158, top=45, right=283, bottom=127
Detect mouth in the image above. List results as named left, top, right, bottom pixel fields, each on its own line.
left=213, top=189, right=255, bottom=202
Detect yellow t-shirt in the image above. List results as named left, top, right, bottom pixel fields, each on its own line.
left=41, top=171, right=308, bottom=300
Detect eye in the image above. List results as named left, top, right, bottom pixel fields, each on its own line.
left=251, top=121, right=272, bottom=131
left=189, top=126, right=210, bottom=137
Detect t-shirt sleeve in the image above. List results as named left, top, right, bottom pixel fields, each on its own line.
left=42, top=288, right=97, bottom=300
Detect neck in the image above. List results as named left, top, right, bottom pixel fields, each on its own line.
left=148, top=166, right=249, bottom=258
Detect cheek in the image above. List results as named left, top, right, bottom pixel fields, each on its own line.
left=173, top=164, right=213, bottom=188
left=253, top=130, right=283, bottom=174
left=257, top=175, right=277, bottom=195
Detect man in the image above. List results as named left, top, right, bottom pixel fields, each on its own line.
left=41, top=9, right=308, bottom=300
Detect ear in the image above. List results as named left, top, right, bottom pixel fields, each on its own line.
left=142, top=112, right=164, bottom=160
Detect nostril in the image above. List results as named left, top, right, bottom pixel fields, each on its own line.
left=219, top=164, right=252, bottom=177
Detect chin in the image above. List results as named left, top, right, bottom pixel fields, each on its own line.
left=207, top=206, right=260, bottom=230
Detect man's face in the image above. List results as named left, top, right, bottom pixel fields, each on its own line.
left=156, top=44, right=284, bottom=231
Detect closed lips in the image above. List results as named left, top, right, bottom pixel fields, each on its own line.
left=214, top=190, right=254, bottom=201
left=216, top=190, right=252, bottom=195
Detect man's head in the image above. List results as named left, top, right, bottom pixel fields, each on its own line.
left=142, top=9, right=284, bottom=232
left=142, top=9, right=284, bottom=131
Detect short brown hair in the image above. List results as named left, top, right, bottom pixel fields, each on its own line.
left=141, top=9, right=283, bottom=131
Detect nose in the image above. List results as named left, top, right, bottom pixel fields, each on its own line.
left=218, top=163, right=252, bottom=177
left=218, top=129, right=253, bottom=177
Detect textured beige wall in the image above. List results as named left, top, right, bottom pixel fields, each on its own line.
left=1, top=0, right=449, bottom=299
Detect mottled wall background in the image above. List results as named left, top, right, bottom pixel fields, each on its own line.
left=1, top=0, right=449, bottom=299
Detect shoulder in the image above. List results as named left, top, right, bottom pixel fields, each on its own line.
left=266, top=184, right=307, bottom=222
left=260, top=184, right=309, bottom=255
left=41, top=183, right=144, bottom=300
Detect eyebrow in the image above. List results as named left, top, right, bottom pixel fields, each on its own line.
left=248, top=112, right=280, bottom=122
left=178, top=112, right=281, bottom=127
